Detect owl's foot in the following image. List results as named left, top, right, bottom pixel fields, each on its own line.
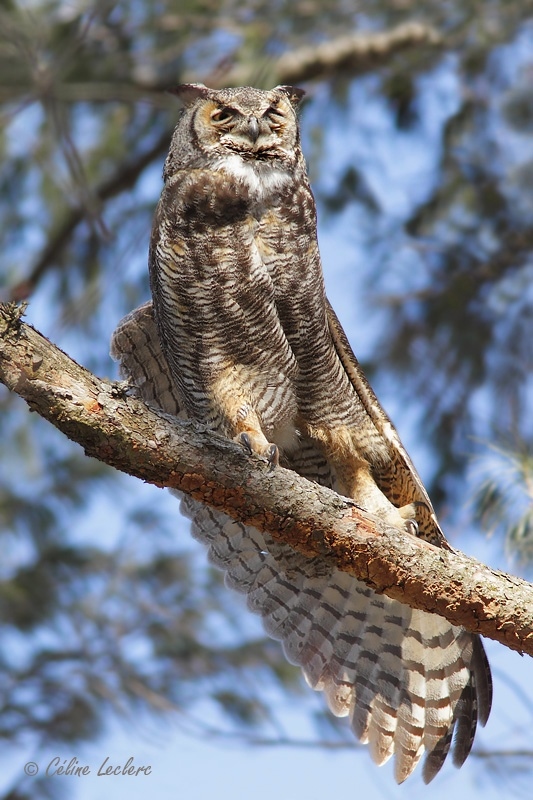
left=398, top=502, right=431, bottom=536
left=337, top=463, right=420, bottom=534
left=237, top=432, right=279, bottom=469
left=383, top=503, right=419, bottom=536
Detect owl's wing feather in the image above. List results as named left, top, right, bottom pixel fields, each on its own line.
left=111, top=303, right=492, bottom=783
left=110, top=301, right=183, bottom=418
left=325, top=300, right=492, bottom=773
left=325, top=298, right=447, bottom=547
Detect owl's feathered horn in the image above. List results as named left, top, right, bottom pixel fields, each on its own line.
left=168, top=83, right=211, bottom=105
left=168, top=82, right=305, bottom=108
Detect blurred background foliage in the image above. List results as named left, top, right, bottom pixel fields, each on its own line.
left=1, top=1, right=533, bottom=798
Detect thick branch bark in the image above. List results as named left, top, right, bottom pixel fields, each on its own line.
left=1, top=301, right=532, bottom=656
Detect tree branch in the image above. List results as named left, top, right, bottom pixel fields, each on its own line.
left=260, top=22, right=442, bottom=85
left=1, top=301, right=532, bottom=656
left=189, top=22, right=442, bottom=87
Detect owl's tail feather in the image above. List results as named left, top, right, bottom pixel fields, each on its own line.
left=182, top=494, right=492, bottom=784
left=111, top=304, right=492, bottom=784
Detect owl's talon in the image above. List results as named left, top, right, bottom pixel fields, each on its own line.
left=238, top=432, right=253, bottom=456
left=266, top=444, right=279, bottom=470
left=405, top=519, right=419, bottom=537
left=237, top=433, right=278, bottom=468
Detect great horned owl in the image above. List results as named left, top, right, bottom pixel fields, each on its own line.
left=111, top=84, right=492, bottom=783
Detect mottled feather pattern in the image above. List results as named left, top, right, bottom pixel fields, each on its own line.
left=111, top=83, right=492, bottom=783
left=110, top=301, right=182, bottom=418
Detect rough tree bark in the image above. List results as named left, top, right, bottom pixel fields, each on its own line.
left=1, top=301, right=532, bottom=658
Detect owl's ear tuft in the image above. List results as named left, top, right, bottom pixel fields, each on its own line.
left=168, top=84, right=211, bottom=105
left=275, top=85, right=306, bottom=107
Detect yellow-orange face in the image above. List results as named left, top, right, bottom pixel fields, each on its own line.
left=177, top=84, right=304, bottom=159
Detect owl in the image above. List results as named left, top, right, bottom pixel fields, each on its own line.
left=111, top=84, right=492, bottom=783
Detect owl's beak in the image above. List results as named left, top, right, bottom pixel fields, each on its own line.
left=247, top=116, right=260, bottom=143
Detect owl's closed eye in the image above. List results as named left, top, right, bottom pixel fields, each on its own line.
left=168, top=83, right=305, bottom=158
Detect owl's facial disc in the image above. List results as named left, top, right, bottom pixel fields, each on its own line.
left=207, top=100, right=292, bottom=156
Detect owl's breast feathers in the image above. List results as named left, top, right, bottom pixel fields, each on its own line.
left=148, top=159, right=315, bottom=442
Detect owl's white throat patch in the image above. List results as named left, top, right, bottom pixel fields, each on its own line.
left=217, top=154, right=290, bottom=199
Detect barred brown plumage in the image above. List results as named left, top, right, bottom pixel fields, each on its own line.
left=111, top=83, right=492, bottom=783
